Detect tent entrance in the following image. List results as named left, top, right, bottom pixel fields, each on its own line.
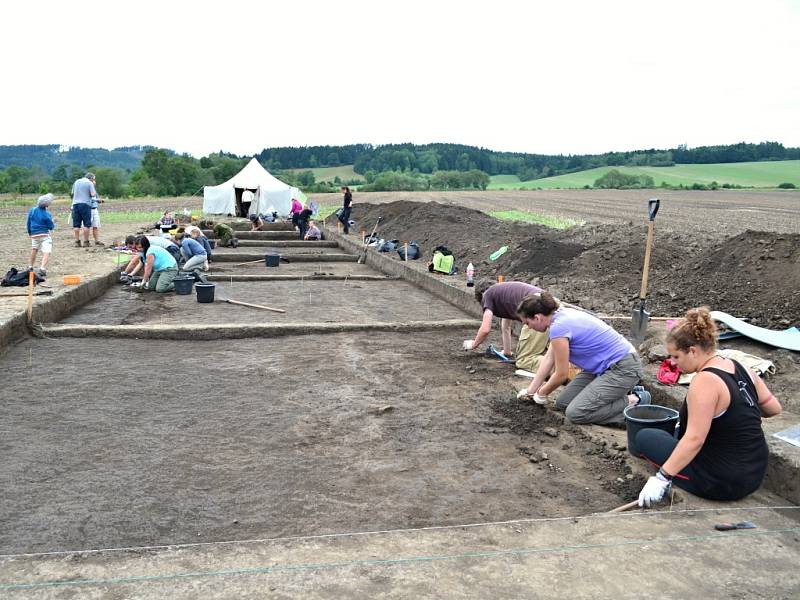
left=234, top=188, right=257, bottom=217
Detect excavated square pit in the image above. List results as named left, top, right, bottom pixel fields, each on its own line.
left=0, top=331, right=638, bottom=555
left=59, top=280, right=469, bottom=326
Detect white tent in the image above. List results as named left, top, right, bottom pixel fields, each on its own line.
left=203, top=158, right=302, bottom=217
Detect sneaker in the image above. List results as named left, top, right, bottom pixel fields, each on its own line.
left=37, top=268, right=47, bottom=277
left=94, top=241, right=105, bottom=246
left=74, top=240, right=82, bottom=248
left=82, top=241, right=91, bottom=247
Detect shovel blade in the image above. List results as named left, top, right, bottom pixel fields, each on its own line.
left=630, top=305, right=651, bottom=344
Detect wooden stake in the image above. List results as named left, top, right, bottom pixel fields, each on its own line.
left=404, top=241, right=408, bottom=262
left=26, top=271, right=34, bottom=322
left=608, top=500, right=639, bottom=513
left=225, top=298, right=286, bottom=313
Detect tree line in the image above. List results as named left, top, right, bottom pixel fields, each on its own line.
left=1, top=141, right=797, bottom=197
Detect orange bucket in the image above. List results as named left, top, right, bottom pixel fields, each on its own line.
left=63, top=275, right=81, bottom=285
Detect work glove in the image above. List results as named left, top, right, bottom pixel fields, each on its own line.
left=142, top=280, right=150, bottom=290
left=638, top=471, right=671, bottom=508
left=533, top=392, right=548, bottom=405
left=462, top=340, right=474, bottom=351
left=130, top=281, right=141, bottom=288
left=119, top=273, right=129, bottom=282
left=517, top=388, right=532, bottom=399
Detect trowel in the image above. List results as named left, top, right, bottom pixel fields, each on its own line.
left=630, top=199, right=660, bottom=344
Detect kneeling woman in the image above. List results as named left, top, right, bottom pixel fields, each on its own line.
left=637, top=307, right=781, bottom=506
left=517, top=292, right=642, bottom=425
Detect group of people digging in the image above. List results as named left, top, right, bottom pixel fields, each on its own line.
left=464, top=280, right=782, bottom=507
left=120, top=225, right=215, bottom=292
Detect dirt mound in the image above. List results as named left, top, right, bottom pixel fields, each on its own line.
left=353, top=200, right=800, bottom=327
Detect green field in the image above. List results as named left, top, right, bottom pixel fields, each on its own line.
left=489, top=160, right=800, bottom=190
left=286, top=165, right=361, bottom=183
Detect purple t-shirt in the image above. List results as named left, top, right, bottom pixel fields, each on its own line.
left=481, top=282, right=542, bottom=320
left=549, top=307, right=635, bottom=374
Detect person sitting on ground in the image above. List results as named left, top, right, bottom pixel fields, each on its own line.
left=635, top=307, right=781, bottom=507
left=296, top=206, right=313, bottom=240
left=27, top=193, right=56, bottom=277
left=136, top=235, right=178, bottom=292
left=122, top=234, right=180, bottom=280
left=463, top=279, right=549, bottom=366
left=516, top=292, right=642, bottom=425
left=157, top=210, right=176, bottom=234
left=304, top=220, right=321, bottom=241
left=249, top=213, right=264, bottom=231
left=175, top=232, right=208, bottom=272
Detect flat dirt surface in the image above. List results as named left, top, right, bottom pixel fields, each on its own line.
left=1, top=188, right=798, bottom=565
left=60, top=280, right=469, bottom=326
left=0, top=333, right=640, bottom=555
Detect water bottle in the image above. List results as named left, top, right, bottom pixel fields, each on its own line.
left=466, top=262, right=475, bottom=287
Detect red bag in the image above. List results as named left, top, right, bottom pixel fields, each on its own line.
left=657, top=358, right=681, bottom=385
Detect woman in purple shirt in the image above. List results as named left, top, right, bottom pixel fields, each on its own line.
left=517, top=292, right=643, bottom=425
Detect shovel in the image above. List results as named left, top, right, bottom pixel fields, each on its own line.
left=630, top=198, right=660, bottom=344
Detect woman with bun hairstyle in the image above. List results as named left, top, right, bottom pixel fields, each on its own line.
left=517, top=292, right=643, bottom=425
left=636, top=307, right=781, bottom=507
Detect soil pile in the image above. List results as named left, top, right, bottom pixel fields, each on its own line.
left=353, top=201, right=800, bottom=327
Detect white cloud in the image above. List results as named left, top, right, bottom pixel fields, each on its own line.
left=2, top=0, right=798, bottom=157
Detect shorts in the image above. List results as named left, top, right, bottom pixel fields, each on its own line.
left=31, top=235, right=52, bottom=253
left=72, top=203, right=92, bottom=228
left=91, top=207, right=101, bottom=228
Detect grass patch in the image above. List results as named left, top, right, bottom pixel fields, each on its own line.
left=315, top=205, right=338, bottom=221
left=489, top=210, right=584, bottom=229
left=100, top=211, right=163, bottom=224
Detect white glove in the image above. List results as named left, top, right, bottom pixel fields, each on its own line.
left=638, top=471, right=671, bottom=507
left=142, top=280, right=150, bottom=290
left=533, top=392, right=548, bottom=405
left=462, top=340, right=474, bottom=351
left=517, top=388, right=531, bottom=399
left=130, top=281, right=141, bottom=288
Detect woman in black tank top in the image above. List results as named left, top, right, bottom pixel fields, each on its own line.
left=635, top=308, right=781, bottom=507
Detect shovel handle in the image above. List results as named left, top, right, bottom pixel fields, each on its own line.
left=648, top=198, right=660, bottom=221
left=640, top=221, right=655, bottom=299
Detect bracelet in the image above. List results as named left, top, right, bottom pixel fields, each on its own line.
left=657, top=467, right=674, bottom=481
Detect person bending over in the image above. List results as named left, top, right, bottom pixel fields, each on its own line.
left=517, top=292, right=642, bottom=425
left=137, top=236, right=178, bottom=292
left=636, top=307, right=781, bottom=507
left=176, top=232, right=208, bottom=272
left=462, top=280, right=549, bottom=367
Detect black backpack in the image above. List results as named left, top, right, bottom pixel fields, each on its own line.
left=2, top=267, right=44, bottom=287
left=397, top=241, right=421, bottom=261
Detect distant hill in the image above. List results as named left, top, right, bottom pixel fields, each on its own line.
left=488, top=160, right=800, bottom=190
left=0, top=145, right=154, bottom=173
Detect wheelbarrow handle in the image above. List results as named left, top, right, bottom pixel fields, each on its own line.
left=648, top=198, right=660, bottom=221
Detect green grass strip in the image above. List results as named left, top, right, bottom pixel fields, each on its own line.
left=489, top=210, right=584, bottom=230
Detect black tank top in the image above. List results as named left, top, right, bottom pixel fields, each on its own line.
left=677, top=360, right=768, bottom=500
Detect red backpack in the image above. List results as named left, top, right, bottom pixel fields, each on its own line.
left=657, top=358, right=681, bottom=385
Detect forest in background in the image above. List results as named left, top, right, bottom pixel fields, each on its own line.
left=0, top=141, right=797, bottom=197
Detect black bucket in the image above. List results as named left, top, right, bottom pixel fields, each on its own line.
left=624, top=404, right=679, bottom=457
left=265, top=254, right=280, bottom=267
left=173, top=276, right=194, bottom=295
left=195, top=282, right=215, bottom=303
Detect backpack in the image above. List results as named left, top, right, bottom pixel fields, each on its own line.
left=656, top=358, right=681, bottom=385
left=2, top=267, right=44, bottom=287
left=397, top=242, right=421, bottom=261
left=378, top=239, right=399, bottom=253
left=429, top=251, right=455, bottom=275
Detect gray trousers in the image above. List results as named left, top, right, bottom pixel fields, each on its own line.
left=183, top=254, right=206, bottom=271
left=554, top=353, right=643, bottom=425
left=148, top=268, right=177, bottom=293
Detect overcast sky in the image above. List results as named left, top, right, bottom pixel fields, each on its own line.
left=2, top=0, right=798, bottom=158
